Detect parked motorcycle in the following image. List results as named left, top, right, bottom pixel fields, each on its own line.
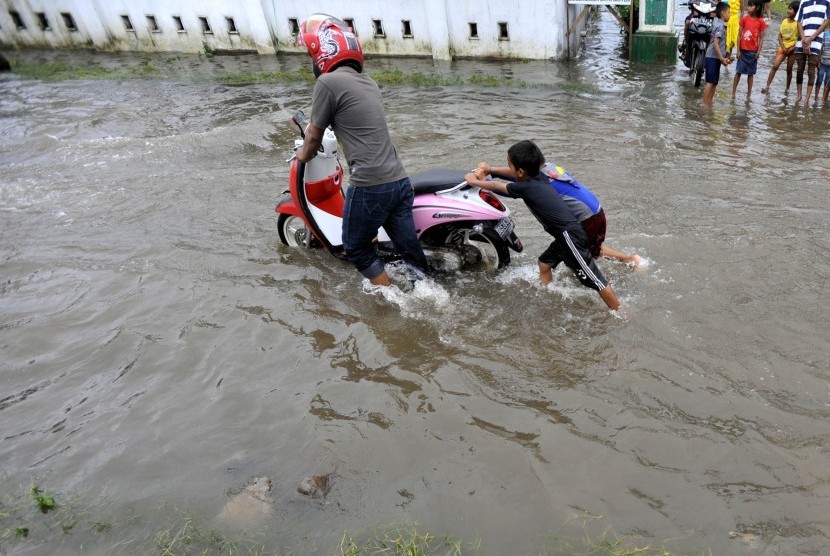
left=685, top=1, right=715, bottom=87
left=276, top=111, right=523, bottom=272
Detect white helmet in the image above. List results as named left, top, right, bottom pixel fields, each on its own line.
left=692, top=0, right=715, bottom=13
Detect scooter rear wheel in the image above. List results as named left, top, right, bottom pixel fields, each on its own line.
left=278, top=214, right=315, bottom=247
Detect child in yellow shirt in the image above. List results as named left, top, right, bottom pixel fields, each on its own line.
left=761, top=1, right=800, bottom=93
left=726, top=0, right=745, bottom=51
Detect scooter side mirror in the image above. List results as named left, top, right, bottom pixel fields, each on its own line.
left=291, top=110, right=307, bottom=138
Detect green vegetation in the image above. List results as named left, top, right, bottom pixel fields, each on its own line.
left=8, top=56, right=545, bottom=89
left=0, top=481, right=705, bottom=555
left=154, top=517, right=238, bottom=555
left=30, top=483, right=56, bottom=514
left=218, top=67, right=316, bottom=85
left=9, top=59, right=116, bottom=80
left=339, top=524, right=474, bottom=556
left=769, top=0, right=791, bottom=18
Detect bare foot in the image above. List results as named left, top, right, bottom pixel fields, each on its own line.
left=627, top=254, right=644, bottom=268
left=761, top=87, right=768, bottom=94
left=795, top=95, right=802, bottom=102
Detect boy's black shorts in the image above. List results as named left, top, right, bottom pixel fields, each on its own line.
left=539, top=231, right=609, bottom=291
left=705, top=57, right=722, bottom=85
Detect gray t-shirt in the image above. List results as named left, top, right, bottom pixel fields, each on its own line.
left=706, top=18, right=727, bottom=60
left=310, top=66, right=406, bottom=187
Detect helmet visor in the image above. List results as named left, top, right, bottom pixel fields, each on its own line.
left=299, top=14, right=350, bottom=39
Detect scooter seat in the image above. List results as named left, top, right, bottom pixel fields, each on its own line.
left=410, top=169, right=468, bottom=194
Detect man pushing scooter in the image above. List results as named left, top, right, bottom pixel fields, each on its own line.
left=294, top=14, right=428, bottom=287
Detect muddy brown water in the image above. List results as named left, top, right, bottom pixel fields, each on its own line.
left=1, top=12, right=829, bottom=555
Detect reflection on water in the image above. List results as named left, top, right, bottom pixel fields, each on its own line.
left=1, top=10, right=830, bottom=555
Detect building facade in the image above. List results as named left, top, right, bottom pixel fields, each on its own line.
left=0, top=0, right=586, bottom=60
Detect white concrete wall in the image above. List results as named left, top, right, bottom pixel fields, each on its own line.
left=0, top=0, right=586, bottom=60
left=267, top=1, right=436, bottom=57
left=89, top=0, right=274, bottom=54
left=0, top=0, right=107, bottom=49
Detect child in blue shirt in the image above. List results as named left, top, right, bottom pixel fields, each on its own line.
left=703, top=2, right=735, bottom=105
left=465, top=141, right=622, bottom=310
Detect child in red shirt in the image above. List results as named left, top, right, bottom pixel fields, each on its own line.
left=732, top=0, right=767, bottom=97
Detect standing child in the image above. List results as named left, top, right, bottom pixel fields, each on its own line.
left=704, top=2, right=736, bottom=105
left=761, top=1, right=801, bottom=94
left=726, top=0, right=746, bottom=53
left=465, top=141, right=622, bottom=311
left=793, top=0, right=830, bottom=103
left=814, top=28, right=830, bottom=102
left=733, top=0, right=768, bottom=97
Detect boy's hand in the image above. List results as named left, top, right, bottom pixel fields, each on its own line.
left=476, top=162, right=491, bottom=175
left=464, top=172, right=479, bottom=184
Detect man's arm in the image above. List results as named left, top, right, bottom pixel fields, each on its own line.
left=295, top=122, right=325, bottom=163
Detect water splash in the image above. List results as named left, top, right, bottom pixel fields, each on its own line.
left=360, top=261, right=452, bottom=318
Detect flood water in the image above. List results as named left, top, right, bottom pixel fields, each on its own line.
left=2, top=10, right=830, bottom=555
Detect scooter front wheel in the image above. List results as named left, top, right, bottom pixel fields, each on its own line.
left=278, top=214, right=316, bottom=247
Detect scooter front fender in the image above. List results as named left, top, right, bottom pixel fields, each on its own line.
left=275, top=195, right=302, bottom=217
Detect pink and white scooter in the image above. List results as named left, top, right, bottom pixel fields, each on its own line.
left=276, top=111, right=522, bottom=272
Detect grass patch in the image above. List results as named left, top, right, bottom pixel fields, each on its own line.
left=154, top=516, right=238, bottom=556
left=8, top=57, right=544, bottom=89
left=30, top=483, right=56, bottom=514
left=9, top=59, right=116, bottom=80
left=218, top=67, right=316, bottom=85
left=339, top=523, right=475, bottom=556
left=769, top=0, right=791, bottom=18
left=2, top=482, right=702, bottom=555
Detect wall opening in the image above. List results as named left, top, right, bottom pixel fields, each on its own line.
left=36, top=12, right=51, bottom=31
left=402, top=20, right=412, bottom=38
left=10, top=10, right=26, bottom=30
left=199, top=16, right=212, bottom=34
left=61, top=12, right=77, bottom=31
left=122, top=15, right=134, bottom=32
left=498, top=22, right=509, bottom=41
left=173, top=16, right=185, bottom=32
left=226, top=17, right=238, bottom=34
left=469, top=22, right=478, bottom=39
left=288, top=18, right=299, bottom=36
left=146, top=15, right=159, bottom=33
left=343, top=18, right=356, bottom=34
left=372, top=19, right=385, bottom=38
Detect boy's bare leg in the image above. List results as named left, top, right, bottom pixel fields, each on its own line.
left=703, top=83, right=716, bottom=105
left=599, top=245, right=643, bottom=266
left=538, top=260, right=554, bottom=285
left=805, top=85, right=814, bottom=104
left=599, top=284, right=621, bottom=310
left=747, top=75, right=754, bottom=96
left=732, top=74, right=741, bottom=98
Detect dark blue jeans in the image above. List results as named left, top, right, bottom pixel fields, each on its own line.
left=342, top=177, right=428, bottom=280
